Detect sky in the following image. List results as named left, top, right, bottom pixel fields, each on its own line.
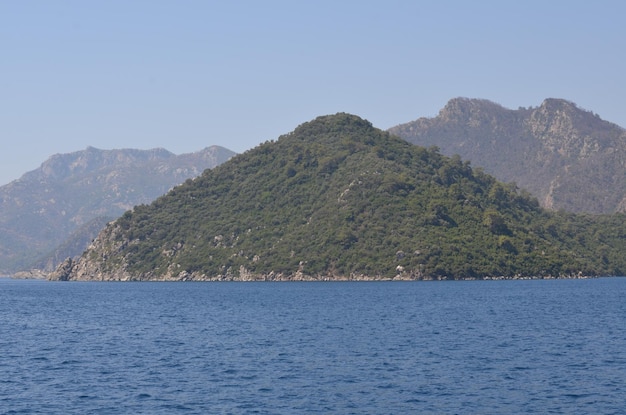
left=1, top=0, right=625, bottom=185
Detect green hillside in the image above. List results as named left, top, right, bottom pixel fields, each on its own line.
left=57, top=114, right=626, bottom=281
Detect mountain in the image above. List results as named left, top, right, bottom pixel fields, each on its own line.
left=0, top=146, right=235, bottom=274
left=52, top=114, right=626, bottom=281
left=29, top=216, right=115, bottom=272
left=388, top=98, right=626, bottom=214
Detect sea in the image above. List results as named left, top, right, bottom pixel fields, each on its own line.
left=1, top=277, right=625, bottom=414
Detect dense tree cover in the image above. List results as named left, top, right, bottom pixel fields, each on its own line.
left=86, top=113, right=626, bottom=280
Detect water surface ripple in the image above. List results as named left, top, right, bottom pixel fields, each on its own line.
left=1, top=278, right=625, bottom=414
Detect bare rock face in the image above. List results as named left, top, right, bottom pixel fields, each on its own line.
left=390, top=98, right=626, bottom=214
left=50, top=222, right=135, bottom=281
left=48, top=258, right=74, bottom=281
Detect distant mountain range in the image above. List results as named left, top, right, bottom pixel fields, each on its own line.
left=1, top=146, right=235, bottom=274
left=51, top=114, right=626, bottom=282
left=389, top=98, right=626, bottom=214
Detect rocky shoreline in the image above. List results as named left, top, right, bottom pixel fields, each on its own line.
left=10, top=269, right=48, bottom=280
left=45, top=259, right=601, bottom=281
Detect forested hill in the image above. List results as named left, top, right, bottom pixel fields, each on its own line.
left=54, top=113, right=626, bottom=281
left=389, top=98, right=626, bottom=214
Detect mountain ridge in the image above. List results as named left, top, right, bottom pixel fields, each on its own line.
left=389, top=98, right=626, bottom=213
left=1, top=145, right=235, bottom=274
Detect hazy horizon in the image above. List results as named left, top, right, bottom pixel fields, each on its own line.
left=2, top=0, right=625, bottom=185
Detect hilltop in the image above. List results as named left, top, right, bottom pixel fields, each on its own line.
left=389, top=98, right=626, bottom=214
left=53, top=114, right=626, bottom=281
left=0, top=146, right=235, bottom=274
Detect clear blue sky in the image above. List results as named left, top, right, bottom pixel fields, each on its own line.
left=2, top=0, right=625, bottom=185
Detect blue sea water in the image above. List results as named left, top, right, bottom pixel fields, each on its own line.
left=1, top=278, right=625, bottom=414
